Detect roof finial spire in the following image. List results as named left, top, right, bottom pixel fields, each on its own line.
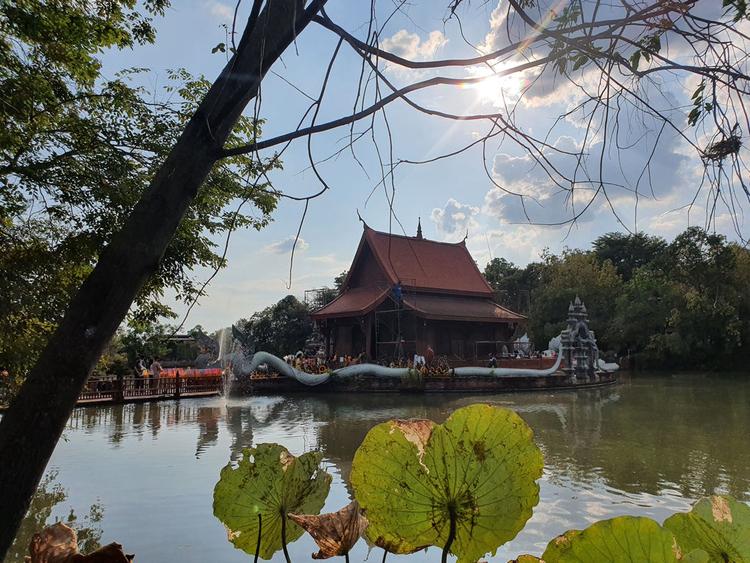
left=356, top=209, right=369, bottom=229
left=416, top=217, right=423, bottom=240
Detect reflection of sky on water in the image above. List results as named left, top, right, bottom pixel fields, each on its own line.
left=8, top=373, right=750, bottom=562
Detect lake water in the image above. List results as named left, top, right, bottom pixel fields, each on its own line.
left=5, top=372, right=750, bottom=562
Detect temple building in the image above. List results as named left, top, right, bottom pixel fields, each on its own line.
left=310, top=221, right=525, bottom=363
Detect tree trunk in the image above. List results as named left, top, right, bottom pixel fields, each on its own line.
left=0, top=1, right=321, bottom=557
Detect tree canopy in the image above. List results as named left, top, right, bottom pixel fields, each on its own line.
left=485, top=228, right=750, bottom=368
left=0, top=1, right=279, bottom=380
left=235, top=295, right=313, bottom=357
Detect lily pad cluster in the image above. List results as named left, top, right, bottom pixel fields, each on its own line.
left=522, top=495, right=750, bottom=563
left=211, top=404, right=750, bottom=563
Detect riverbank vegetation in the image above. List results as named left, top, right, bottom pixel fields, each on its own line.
left=484, top=227, right=750, bottom=370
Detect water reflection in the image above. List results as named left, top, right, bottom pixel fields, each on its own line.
left=11, top=373, right=748, bottom=562
left=61, top=374, right=750, bottom=500
left=8, top=471, right=103, bottom=563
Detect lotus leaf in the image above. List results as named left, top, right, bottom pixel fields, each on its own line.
left=350, top=404, right=543, bottom=563
left=26, top=522, right=134, bottom=563
left=213, top=443, right=332, bottom=560
left=541, top=516, right=701, bottom=562
left=664, top=495, right=750, bottom=562
left=288, top=500, right=369, bottom=559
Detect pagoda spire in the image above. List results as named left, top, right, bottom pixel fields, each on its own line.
left=416, top=217, right=423, bottom=239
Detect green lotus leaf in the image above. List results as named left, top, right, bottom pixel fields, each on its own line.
left=682, top=549, right=711, bottom=563
left=350, top=403, right=543, bottom=563
left=664, top=495, right=750, bottom=562
left=542, top=516, right=689, bottom=562
left=508, top=555, right=544, bottom=562
left=213, top=443, right=332, bottom=560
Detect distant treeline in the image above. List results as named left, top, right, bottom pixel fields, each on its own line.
left=483, top=227, right=750, bottom=369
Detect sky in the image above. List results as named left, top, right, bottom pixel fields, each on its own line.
left=100, top=0, right=749, bottom=332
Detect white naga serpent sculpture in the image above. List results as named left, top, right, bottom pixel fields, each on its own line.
left=230, top=346, right=579, bottom=388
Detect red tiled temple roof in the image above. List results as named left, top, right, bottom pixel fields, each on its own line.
left=311, top=224, right=525, bottom=322
left=402, top=294, right=525, bottom=323
left=310, top=286, right=389, bottom=319
left=360, top=226, right=495, bottom=296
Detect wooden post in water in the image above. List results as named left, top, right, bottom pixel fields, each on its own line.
left=113, top=375, right=124, bottom=404
left=174, top=372, right=181, bottom=400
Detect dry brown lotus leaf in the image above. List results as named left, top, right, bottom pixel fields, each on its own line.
left=26, top=522, right=78, bottom=563
left=25, top=522, right=133, bottom=563
left=288, top=501, right=369, bottom=559
left=68, top=544, right=134, bottom=563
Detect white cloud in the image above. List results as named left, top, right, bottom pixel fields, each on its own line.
left=263, top=237, right=309, bottom=255
left=381, top=29, right=448, bottom=60
left=478, top=1, right=508, bottom=55
left=431, top=198, right=480, bottom=237
left=206, top=1, right=233, bottom=21
left=483, top=120, right=691, bottom=228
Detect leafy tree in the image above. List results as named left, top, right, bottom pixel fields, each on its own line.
left=528, top=251, right=623, bottom=349
left=117, top=321, right=171, bottom=366
left=334, top=271, right=348, bottom=292
left=0, top=8, right=280, bottom=381
left=483, top=258, right=520, bottom=298
left=483, top=258, right=542, bottom=314
left=602, top=228, right=749, bottom=368
left=313, top=270, right=349, bottom=307
left=607, top=269, right=682, bottom=366
left=237, top=296, right=313, bottom=357
left=666, top=228, right=737, bottom=292
left=649, top=228, right=745, bottom=367
left=592, top=232, right=667, bottom=281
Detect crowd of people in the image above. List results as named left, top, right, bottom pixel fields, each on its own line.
left=273, top=344, right=547, bottom=376
left=269, top=345, right=501, bottom=377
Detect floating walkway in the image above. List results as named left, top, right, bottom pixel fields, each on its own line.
left=75, top=374, right=224, bottom=407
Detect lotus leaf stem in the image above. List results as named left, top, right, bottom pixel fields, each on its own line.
left=442, top=506, right=457, bottom=563
left=281, top=511, right=291, bottom=563
left=254, top=514, right=262, bottom=563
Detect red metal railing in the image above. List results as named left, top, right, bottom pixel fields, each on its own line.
left=79, top=374, right=224, bottom=404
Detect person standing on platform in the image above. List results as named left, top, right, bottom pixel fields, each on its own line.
left=425, top=345, right=434, bottom=366
left=150, top=357, right=163, bottom=393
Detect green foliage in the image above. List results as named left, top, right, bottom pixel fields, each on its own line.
left=350, top=404, right=543, bottom=562
left=664, top=496, right=750, bottom=562
left=723, top=0, right=749, bottom=21
left=0, top=2, right=281, bottom=381
left=542, top=516, right=706, bottom=562
left=517, top=228, right=750, bottom=368
left=117, top=321, right=171, bottom=366
left=483, top=258, right=541, bottom=314
left=235, top=296, right=313, bottom=357
left=399, top=367, right=425, bottom=389
left=592, top=232, right=667, bottom=281
left=333, top=270, right=348, bottom=291
left=606, top=268, right=681, bottom=363
left=528, top=250, right=622, bottom=349
left=688, top=81, right=713, bottom=127
left=213, top=444, right=331, bottom=560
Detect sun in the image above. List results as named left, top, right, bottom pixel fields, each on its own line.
left=472, top=72, right=525, bottom=103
